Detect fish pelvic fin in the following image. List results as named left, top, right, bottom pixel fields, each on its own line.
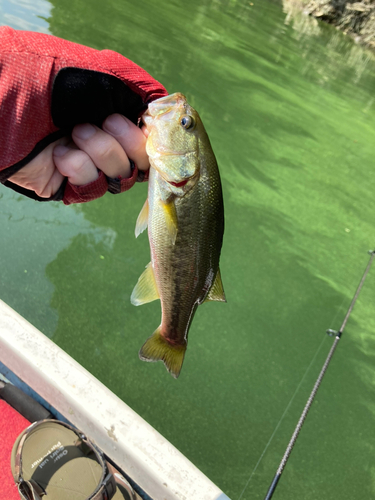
left=139, top=327, right=187, bottom=379
left=131, top=262, right=159, bottom=306
left=161, top=199, right=178, bottom=245
left=205, top=268, right=226, bottom=302
left=135, top=198, right=149, bottom=238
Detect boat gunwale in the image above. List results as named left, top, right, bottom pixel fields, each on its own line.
left=0, top=299, right=230, bottom=500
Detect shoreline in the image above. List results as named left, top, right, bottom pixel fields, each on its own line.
left=295, top=1, right=375, bottom=50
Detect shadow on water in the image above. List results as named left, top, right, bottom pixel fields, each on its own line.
left=43, top=188, right=150, bottom=370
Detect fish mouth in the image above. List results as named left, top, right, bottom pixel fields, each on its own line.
left=146, top=93, right=186, bottom=118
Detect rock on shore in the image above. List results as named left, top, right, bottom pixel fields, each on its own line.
left=304, top=1, right=375, bottom=49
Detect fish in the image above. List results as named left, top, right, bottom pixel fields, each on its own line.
left=131, top=92, right=225, bottom=378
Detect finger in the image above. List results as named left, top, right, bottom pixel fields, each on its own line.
left=102, top=114, right=149, bottom=171
left=53, top=145, right=99, bottom=186
left=9, top=138, right=67, bottom=198
left=72, top=123, right=131, bottom=179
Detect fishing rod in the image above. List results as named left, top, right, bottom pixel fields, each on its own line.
left=264, top=249, right=375, bottom=500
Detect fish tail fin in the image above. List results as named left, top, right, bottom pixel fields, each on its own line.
left=139, top=327, right=187, bottom=379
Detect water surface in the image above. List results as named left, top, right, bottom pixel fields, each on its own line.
left=1, top=1, right=375, bottom=498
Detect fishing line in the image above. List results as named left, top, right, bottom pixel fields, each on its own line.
left=264, top=249, right=375, bottom=500
left=237, top=333, right=328, bottom=500
left=237, top=264, right=350, bottom=500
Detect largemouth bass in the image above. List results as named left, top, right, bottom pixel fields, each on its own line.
left=131, top=93, right=225, bottom=378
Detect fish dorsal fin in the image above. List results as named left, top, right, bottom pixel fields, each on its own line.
left=205, top=268, right=226, bottom=302
left=161, top=199, right=178, bottom=245
left=131, top=262, right=159, bottom=306
left=135, top=198, right=149, bottom=238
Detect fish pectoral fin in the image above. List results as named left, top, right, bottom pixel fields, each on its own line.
left=205, top=268, right=226, bottom=302
left=139, top=327, right=187, bottom=379
left=161, top=199, right=178, bottom=245
left=131, top=262, right=159, bottom=306
left=135, top=198, right=149, bottom=238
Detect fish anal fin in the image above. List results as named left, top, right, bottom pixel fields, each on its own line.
left=161, top=199, right=178, bottom=245
left=131, top=262, right=159, bottom=306
left=205, top=268, right=226, bottom=302
left=135, top=198, right=149, bottom=238
left=139, top=327, right=187, bottom=379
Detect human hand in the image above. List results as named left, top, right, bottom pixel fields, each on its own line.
left=8, top=114, right=149, bottom=199
left=0, top=26, right=167, bottom=204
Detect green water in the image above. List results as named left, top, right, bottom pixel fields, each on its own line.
left=1, top=1, right=375, bottom=498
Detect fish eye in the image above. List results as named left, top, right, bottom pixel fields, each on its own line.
left=180, top=115, right=195, bottom=131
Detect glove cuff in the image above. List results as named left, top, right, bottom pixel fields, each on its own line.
left=62, top=162, right=146, bottom=205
